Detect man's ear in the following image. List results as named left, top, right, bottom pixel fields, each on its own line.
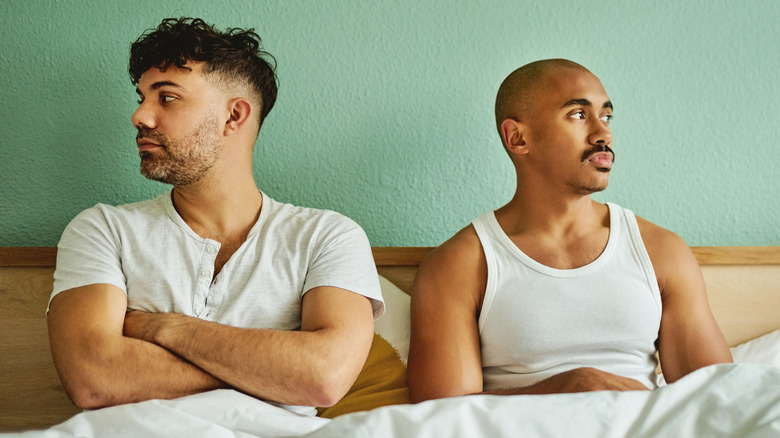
left=500, top=119, right=529, bottom=155
left=223, top=98, right=253, bottom=136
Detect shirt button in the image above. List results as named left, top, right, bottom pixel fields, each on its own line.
left=201, top=270, right=211, bottom=278
left=207, top=246, right=217, bottom=254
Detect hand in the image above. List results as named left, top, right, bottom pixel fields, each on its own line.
left=123, top=310, right=174, bottom=344
left=541, top=367, right=650, bottom=393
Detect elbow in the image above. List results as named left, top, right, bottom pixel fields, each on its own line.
left=53, top=356, right=126, bottom=410
left=64, top=380, right=122, bottom=410
left=304, top=359, right=362, bottom=407
left=407, top=377, right=429, bottom=404
left=70, top=392, right=111, bottom=410
left=409, top=389, right=433, bottom=404
left=309, top=389, right=343, bottom=409
left=407, top=366, right=480, bottom=403
left=408, top=385, right=465, bottom=404
left=295, top=327, right=373, bottom=407
left=306, top=372, right=354, bottom=408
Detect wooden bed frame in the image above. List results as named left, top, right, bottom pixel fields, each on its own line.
left=1, top=246, right=779, bottom=432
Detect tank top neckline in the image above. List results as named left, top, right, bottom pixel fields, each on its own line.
left=484, top=202, right=620, bottom=278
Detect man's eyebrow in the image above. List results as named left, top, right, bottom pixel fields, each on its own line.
left=135, top=81, right=184, bottom=95
left=562, top=98, right=613, bottom=110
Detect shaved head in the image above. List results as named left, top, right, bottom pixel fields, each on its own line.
left=495, top=59, right=591, bottom=146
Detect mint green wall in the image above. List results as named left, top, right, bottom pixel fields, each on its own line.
left=1, top=1, right=778, bottom=247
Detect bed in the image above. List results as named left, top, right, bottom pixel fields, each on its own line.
left=1, top=246, right=779, bottom=437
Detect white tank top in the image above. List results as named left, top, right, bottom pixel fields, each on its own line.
left=473, top=203, right=661, bottom=390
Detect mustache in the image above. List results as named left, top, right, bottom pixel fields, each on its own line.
left=136, top=128, right=168, bottom=146
left=582, top=144, right=615, bottom=162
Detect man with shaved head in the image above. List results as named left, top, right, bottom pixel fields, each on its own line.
left=408, top=59, right=732, bottom=401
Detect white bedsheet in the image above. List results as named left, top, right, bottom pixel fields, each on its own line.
left=310, top=364, right=780, bottom=438
left=10, top=390, right=328, bottom=438
left=8, top=363, right=780, bottom=438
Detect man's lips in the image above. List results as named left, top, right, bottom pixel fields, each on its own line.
left=136, top=138, right=162, bottom=152
left=588, top=152, right=613, bottom=169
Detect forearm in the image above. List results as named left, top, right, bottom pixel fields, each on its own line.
left=481, top=368, right=650, bottom=396
left=51, top=330, right=227, bottom=409
left=47, top=285, right=228, bottom=410
left=658, top=322, right=733, bottom=383
left=139, top=313, right=364, bottom=407
left=642, top=219, right=732, bottom=383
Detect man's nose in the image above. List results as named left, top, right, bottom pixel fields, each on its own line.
left=589, top=121, right=612, bottom=146
left=131, top=102, right=156, bottom=131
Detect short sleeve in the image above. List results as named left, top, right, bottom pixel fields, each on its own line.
left=50, top=206, right=128, bottom=309
left=302, top=215, right=385, bottom=319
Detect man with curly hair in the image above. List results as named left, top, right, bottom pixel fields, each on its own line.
left=47, top=18, right=384, bottom=415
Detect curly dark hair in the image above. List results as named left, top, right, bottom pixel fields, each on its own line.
left=129, top=17, right=278, bottom=130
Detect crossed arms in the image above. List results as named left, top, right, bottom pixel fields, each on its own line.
left=48, top=283, right=374, bottom=409
left=407, top=219, right=732, bottom=402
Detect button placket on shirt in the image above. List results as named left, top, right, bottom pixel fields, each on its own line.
left=193, top=242, right=219, bottom=317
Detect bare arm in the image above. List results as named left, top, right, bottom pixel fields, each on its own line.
left=639, top=218, right=733, bottom=383
left=123, top=286, right=375, bottom=407
left=485, top=368, right=648, bottom=395
left=408, top=228, right=487, bottom=402
left=47, top=284, right=227, bottom=409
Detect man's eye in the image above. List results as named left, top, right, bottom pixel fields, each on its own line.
left=161, top=95, right=176, bottom=103
left=601, top=114, right=613, bottom=124
left=570, top=111, right=585, bottom=120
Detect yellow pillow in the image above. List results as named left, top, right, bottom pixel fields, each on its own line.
left=318, top=333, right=410, bottom=418
left=318, top=276, right=411, bottom=418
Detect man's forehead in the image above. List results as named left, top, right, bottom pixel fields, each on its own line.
left=136, top=62, right=207, bottom=90
left=541, top=68, right=610, bottom=107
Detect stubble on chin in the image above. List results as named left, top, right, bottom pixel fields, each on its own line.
left=568, top=166, right=610, bottom=196
left=570, top=175, right=609, bottom=196
left=138, top=114, right=221, bottom=186
left=140, top=146, right=218, bottom=186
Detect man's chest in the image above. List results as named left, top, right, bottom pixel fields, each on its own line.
left=121, top=245, right=307, bottom=329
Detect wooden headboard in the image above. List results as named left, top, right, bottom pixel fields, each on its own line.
left=1, top=246, right=779, bottom=432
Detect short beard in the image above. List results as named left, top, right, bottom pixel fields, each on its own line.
left=138, top=113, right=221, bottom=186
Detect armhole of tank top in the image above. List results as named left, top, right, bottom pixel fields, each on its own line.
left=620, top=206, right=663, bottom=316
left=472, top=213, right=498, bottom=334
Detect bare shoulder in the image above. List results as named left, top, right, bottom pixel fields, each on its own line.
left=634, top=215, right=699, bottom=291
left=419, top=225, right=484, bottom=272
left=634, top=216, right=689, bottom=254
left=636, top=216, right=691, bottom=258
left=413, top=225, right=487, bottom=308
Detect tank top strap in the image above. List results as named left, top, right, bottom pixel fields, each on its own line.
left=609, top=203, right=662, bottom=313
left=472, top=211, right=500, bottom=332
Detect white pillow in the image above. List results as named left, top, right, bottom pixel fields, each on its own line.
left=374, top=276, right=411, bottom=364
left=730, top=329, right=780, bottom=366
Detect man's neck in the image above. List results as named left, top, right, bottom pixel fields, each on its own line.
left=171, top=175, right=263, bottom=241
left=500, top=187, right=609, bottom=237
left=494, top=190, right=611, bottom=269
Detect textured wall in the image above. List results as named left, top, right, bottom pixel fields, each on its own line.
left=1, top=0, right=778, bottom=247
